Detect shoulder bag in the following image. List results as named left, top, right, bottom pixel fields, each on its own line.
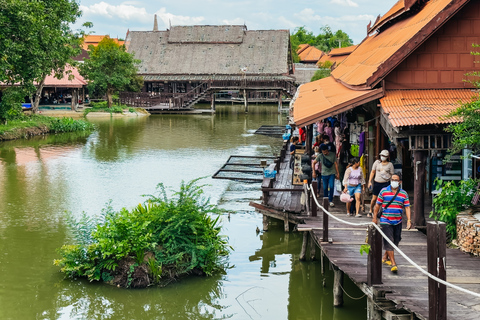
left=377, top=188, right=400, bottom=219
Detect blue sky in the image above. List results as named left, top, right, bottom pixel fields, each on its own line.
left=73, top=0, right=398, bottom=44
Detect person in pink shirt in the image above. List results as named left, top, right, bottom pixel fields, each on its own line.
left=342, top=157, right=365, bottom=217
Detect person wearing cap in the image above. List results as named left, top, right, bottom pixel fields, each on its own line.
left=312, top=144, right=339, bottom=207
left=367, top=149, right=395, bottom=218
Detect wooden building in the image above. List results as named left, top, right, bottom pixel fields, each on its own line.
left=291, top=0, right=480, bottom=226
left=121, top=22, right=296, bottom=112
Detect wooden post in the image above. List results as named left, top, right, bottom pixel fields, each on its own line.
left=375, top=109, right=381, bottom=157
left=309, top=232, right=316, bottom=260
left=427, top=221, right=447, bottom=320
left=306, top=124, right=313, bottom=155
left=284, top=211, right=289, bottom=232
left=367, top=224, right=383, bottom=285
left=300, top=231, right=308, bottom=261
left=244, top=89, right=248, bottom=113
left=322, top=197, right=329, bottom=242
left=414, top=150, right=427, bottom=227
left=333, top=265, right=344, bottom=307
left=210, top=92, right=216, bottom=112
left=367, top=298, right=383, bottom=320
left=263, top=215, right=269, bottom=231
left=311, top=180, right=318, bottom=217
left=278, top=91, right=282, bottom=113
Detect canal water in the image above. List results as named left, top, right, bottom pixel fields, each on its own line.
left=0, top=105, right=366, bottom=319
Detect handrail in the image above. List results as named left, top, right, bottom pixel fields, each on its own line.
left=307, top=183, right=480, bottom=299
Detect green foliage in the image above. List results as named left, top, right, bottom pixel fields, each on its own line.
left=0, top=0, right=89, bottom=113
left=311, top=69, right=331, bottom=82
left=83, top=103, right=129, bottom=116
left=359, top=244, right=370, bottom=255
left=430, top=178, right=479, bottom=239
left=444, top=44, right=480, bottom=155
left=128, top=107, right=136, bottom=113
left=290, top=25, right=354, bottom=62
left=48, top=117, right=95, bottom=133
left=0, top=87, right=25, bottom=123
left=80, top=37, right=141, bottom=108
left=54, top=179, right=231, bottom=288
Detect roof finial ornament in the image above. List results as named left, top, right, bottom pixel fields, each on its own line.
left=153, top=14, right=158, bottom=31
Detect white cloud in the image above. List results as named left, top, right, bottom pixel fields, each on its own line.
left=80, top=2, right=150, bottom=21
left=294, top=8, right=373, bottom=24
left=330, top=0, right=359, bottom=7
left=221, top=18, right=245, bottom=25
left=156, top=7, right=204, bottom=27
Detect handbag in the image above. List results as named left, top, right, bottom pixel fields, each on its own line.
left=377, top=188, right=400, bottom=218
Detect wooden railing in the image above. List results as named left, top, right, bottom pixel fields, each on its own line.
left=120, top=79, right=296, bottom=109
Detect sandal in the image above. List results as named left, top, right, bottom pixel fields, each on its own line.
left=367, top=213, right=373, bottom=218
left=382, top=259, right=392, bottom=266
left=391, top=265, right=398, bottom=273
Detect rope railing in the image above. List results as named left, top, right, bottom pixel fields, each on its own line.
left=307, top=183, right=480, bottom=299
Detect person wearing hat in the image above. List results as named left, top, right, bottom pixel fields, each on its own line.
left=367, top=149, right=395, bottom=218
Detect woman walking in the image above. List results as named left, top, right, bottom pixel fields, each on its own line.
left=367, top=149, right=395, bottom=218
left=343, top=158, right=365, bottom=217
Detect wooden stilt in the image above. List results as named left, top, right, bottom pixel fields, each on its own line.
left=309, top=232, right=316, bottom=260
left=367, top=298, right=382, bottom=320
left=244, top=89, right=248, bottom=113
left=321, top=250, right=325, bottom=275
left=300, top=231, right=308, bottom=261
left=284, top=211, right=289, bottom=232
left=263, top=215, right=269, bottom=231
left=278, top=91, right=282, bottom=113
left=210, top=92, right=216, bottom=113
left=333, top=266, right=344, bottom=307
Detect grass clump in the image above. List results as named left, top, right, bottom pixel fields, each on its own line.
left=84, top=101, right=129, bottom=116
left=0, top=114, right=94, bottom=140
left=54, top=179, right=231, bottom=288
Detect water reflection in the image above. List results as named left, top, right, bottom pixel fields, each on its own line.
left=0, top=105, right=366, bottom=319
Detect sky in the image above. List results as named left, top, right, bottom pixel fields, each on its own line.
left=73, top=0, right=398, bottom=45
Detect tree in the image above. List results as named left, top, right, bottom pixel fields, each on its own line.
left=311, top=69, right=331, bottom=82
left=0, top=0, right=86, bottom=116
left=445, top=44, right=480, bottom=155
left=290, top=25, right=354, bottom=63
left=80, top=38, right=141, bottom=108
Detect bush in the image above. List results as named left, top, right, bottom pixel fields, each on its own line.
left=54, top=179, right=231, bottom=288
left=430, top=178, right=479, bottom=239
left=47, top=117, right=94, bottom=133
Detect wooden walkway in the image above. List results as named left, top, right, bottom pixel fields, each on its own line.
left=250, top=143, right=480, bottom=319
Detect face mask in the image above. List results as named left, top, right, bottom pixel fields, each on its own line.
left=381, top=156, right=387, bottom=161
left=391, top=181, right=400, bottom=189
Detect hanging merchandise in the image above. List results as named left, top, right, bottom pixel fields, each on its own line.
left=351, top=144, right=359, bottom=157
left=349, top=123, right=363, bottom=145
left=360, top=155, right=367, bottom=179
left=359, top=132, right=365, bottom=157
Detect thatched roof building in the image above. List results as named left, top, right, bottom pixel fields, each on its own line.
left=125, top=25, right=294, bottom=82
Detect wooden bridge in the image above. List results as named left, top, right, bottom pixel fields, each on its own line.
left=250, top=142, right=480, bottom=320
left=119, top=79, right=296, bottom=112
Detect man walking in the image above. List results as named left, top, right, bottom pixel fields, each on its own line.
left=372, top=174, right=412, bottom=273
left=312, top=144, right=339, bottom=207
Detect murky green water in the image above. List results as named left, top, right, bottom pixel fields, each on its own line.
left=0, top=105, right=366, bottom=319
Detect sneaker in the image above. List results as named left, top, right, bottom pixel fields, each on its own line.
left=355, top=214, right=362, bottom=218
left=329, top=202, right=335, bottom=207
left=391, top=265, right=398, bottom=273
left=346, top=212, right=351, bottom=216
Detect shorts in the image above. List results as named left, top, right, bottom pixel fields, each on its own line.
left=373, top=181, right=390, bottom=196
left=347, top=184, right=362, bottom=196
left=381, top=223, right=402, bottom=251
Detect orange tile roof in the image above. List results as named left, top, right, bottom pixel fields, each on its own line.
left=317, top=54, right=348, bottom=67
left=328, top=45, right=358, bottom=57
left=293, top=76, right=384, bottom=127
left=380, top=89, right=478, bottom=127
left=297, top=44, right=310, bottom=54
left=44, top=65, right=87, bottom=88
left=331, top=0, right=469, bottom=89
left=368, top=0, right=406, bottom=33
left=298, top=46, right=323, bottom=63
left=82, top=35, right=125, bottom=50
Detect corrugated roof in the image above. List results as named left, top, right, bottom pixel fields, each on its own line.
left=317, top=54, right=349, bottom=67
left=126, top=27, right=290, bottom=76
left=380, top=89, right=478, bottom=127
left=293, top=76, right=384, bottom=127
left=368, top=0, right=406, bottom=33
left=293, top=63, right=319, bottom=84
left=44, top=65, right=87, bottom=88
left=142, top=74, right=294, bottom=81
left=298, top=46, right=323, bottom=62
left=332, top=0, right=469, bottom=88
left=328, top=45, right=358, bottom=57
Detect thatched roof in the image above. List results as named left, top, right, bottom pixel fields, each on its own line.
left=125, top=25, right=293, bottom=79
